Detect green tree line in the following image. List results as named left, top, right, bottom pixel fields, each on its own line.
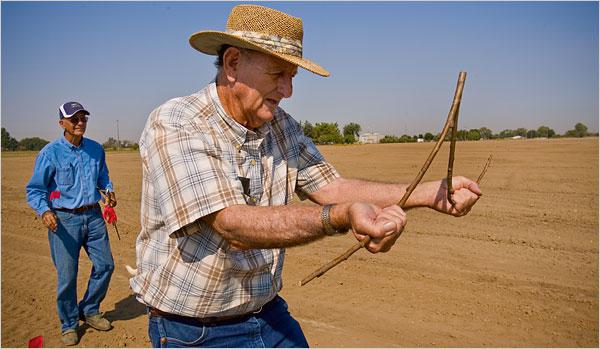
left=1, top=127, right=139, bottom=151
left=301, top=121, right=361, bottom=144
left=1, top=128, right=49, bottom=151
left=2, top=122, right=596, bottom=151
left=300, top=122, right=596, bottom=144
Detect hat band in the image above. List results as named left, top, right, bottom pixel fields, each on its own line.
left=227, top=30, right=302, bottom=58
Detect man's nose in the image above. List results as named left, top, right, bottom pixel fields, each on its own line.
left=278, top=74, right=293, bottom=98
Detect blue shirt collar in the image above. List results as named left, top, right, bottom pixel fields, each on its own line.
left=60, top=134, right=85, bottom=150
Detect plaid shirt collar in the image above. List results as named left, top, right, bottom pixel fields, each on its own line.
left=208, top=82, right=270, bottom=151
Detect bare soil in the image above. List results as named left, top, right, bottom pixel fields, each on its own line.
left=2, top=138, right=598, bottom=347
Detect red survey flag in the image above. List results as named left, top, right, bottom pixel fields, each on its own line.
left=28, top=336, right=43, bottom=348
left=103, top=206, right=118, bottom=224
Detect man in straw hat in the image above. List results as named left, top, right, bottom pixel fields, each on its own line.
left=131, top=4, right=482, bottom=347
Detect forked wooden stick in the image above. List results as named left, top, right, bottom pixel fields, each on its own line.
left=300, top=72, right=467, bottom=286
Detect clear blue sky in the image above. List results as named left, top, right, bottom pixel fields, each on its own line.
left=2, top=1, right=598, bottom=142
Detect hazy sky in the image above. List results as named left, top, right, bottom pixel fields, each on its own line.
left=2, top=1, right=598, bottom=142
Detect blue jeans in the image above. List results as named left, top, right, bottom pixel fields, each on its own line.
left=148, top=295, right=309, bottom=348
left=48, top=207, right=114, bottom=333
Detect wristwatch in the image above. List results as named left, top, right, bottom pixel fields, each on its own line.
left=321, top=204, right=345, bottom=236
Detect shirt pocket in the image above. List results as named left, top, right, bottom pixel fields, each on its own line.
left=56, top=165, right=74, bottom=186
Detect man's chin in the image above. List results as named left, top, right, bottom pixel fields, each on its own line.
left=253, top=112, right=275, bottom=126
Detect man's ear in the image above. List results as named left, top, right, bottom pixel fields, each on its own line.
left=222, top=47, right=243, bottom=83
left=58, top=119, right=66, bottom=130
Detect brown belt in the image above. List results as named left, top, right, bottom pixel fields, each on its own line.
left=148, top=307, right=262, bottom=325
left=54, top=203, right=100, bottom=214
left=148, top=297, right=279, bottom=326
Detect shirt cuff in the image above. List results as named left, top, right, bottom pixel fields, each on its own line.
left=37, top=206, right=51, bottom=217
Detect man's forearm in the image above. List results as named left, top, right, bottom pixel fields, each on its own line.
left=308, top=177, right=434, bottom=209
left=204, top=203, right=351, bottom=250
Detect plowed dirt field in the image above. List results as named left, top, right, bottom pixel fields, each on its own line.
left=2, top=138, right=597, bottom=347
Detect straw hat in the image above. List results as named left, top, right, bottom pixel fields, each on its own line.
left=189, top=4, right=329, bottom=77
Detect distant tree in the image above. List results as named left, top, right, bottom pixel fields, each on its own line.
left=19, top=137, right=49, bottom=151
left=1, top=127, right=19, bottom=151
left=400, top=134, right=414, bottom=143
left=343, top=134, right=356, bottom=144
left=313, top=122, right=343, bottom=144
left=574, top=122, right=588, bottom=137
left=467, top=129, right=481, bottom=141
left=380, top=135, right=400, bottom=143
left=132, top=143, right=140, bottom=150
left=498, top=129, right=515, bottom=138
left=564, top=129, right=577, bottom=138
left=301, top=121, right=315, bottom=140
left=456, top=129, right=468, bottom=141
left=479, top=127, right=493, bottom=140
left=341, top=123, right=360, bottom=144
left=526, top=129, right=537, bottom=138
left=564, top=122, right=589, bottom=138
left=103, top=137, right=120, bottom=149
left=537, top=125, right=555, bottom=138
left=515, top=128, right=527, bottom=137
left=343, top=122, right=361, bottom=138
left=424, top=132, right=434, bottom=141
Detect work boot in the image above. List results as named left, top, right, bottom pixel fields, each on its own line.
left=61, top=329, right=79, bottom=346
left=84, top=313, right=112, bottom=331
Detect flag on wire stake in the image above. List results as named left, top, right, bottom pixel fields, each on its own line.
left=100, top=190, right=120, bottom=240
left=102, top=206, right=121, bottom=240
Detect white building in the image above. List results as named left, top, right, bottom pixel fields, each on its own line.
left=358, top=132, right=383, bottom=144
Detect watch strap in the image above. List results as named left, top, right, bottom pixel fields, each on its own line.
left=321, top=204, right=343, bottom=236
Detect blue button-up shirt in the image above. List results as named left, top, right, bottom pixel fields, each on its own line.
left=26, top=136, right=113, bottom=216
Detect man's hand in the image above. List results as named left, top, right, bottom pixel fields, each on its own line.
left=346, top=203, right=407, bottom=253
left=106, top=191, right=117, bottom=207
left=42, top=210, right=58, bottom=232
left=428, top=176, right=481, bottom=216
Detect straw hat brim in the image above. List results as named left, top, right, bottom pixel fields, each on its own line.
left=189, top=31, right=330, bottom=77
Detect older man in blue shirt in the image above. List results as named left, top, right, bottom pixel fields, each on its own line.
left=26, top=101, right=116, bottom=346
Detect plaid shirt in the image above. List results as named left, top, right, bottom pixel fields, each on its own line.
left=130, top=83, right=339, bottom=317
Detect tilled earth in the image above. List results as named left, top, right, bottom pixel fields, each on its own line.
left=2, top=138, right=597, bottom=347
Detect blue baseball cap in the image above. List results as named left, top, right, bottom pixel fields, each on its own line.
left=59, top=101, right=90, bottom=119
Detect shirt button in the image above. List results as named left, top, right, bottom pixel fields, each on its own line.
left=250, top=159, right=256, bottom=166
left=235, top=145, right=241, bottom=151
left=250, top=197, right=257, bottom=203
left=160, top=337, right=167, bottom=344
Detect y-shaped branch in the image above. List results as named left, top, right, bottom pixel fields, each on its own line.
left=299, top=72, right=467, bottom=286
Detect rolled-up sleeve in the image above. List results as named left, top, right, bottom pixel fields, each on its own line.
left=25, top=152, right=54, bottom=216
left=142, top=107, right=246, bottom=238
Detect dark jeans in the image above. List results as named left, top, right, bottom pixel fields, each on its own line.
left=49, top=208, right=114, bottom=332
left=148, top=295, right=309, bottom=348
